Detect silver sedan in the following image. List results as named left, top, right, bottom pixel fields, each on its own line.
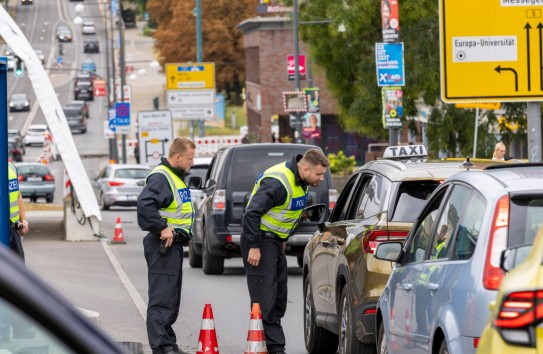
left=92, top=164, right=151, bottom=210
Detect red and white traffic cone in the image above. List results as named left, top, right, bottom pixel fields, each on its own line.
left=111, top=217, right=126, bottom=244
left=244, top=303, right=267, bottom=354
left=196, top=304, right=219, bottom=354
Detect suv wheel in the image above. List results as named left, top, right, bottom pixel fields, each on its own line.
left=438, top=340, right=449, bottom=354
left=377, top=321, right=387, bottom=354
left=339, top=287, right=375, bottom=354
left=304, top=277, right=338, bottom=353
left=202, top=234, right=224, bottom=275
left=188, top=240, right=202, bottom=268
left=100, top=194, right=110, bottom=211
left=297, top=256, right=303, bottom=267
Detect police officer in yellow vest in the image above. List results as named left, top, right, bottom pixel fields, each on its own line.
left=137, top=138, right=196, bottom=354
left=8, top=162, right=29, bottom=259
left=241, top=148, right=330, bottom=354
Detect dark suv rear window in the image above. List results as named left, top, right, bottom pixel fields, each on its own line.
left=390, top=181, right=441, bottom=222
left=230, top=150, right=304, bottom=190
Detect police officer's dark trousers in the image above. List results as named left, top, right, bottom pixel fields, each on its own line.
left=241, top=235, right=288, bottom=354
left=143, top=234, right=183, bottom=354
left=9, top=226, right=24, bottom=261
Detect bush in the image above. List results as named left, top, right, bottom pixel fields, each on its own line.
left=328, top=151, right=357, bottom=176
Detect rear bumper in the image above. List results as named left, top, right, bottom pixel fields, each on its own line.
left=20, top=185, right=55, bottom=198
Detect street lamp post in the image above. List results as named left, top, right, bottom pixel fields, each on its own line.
left=292, top=0, right=303, bottom=144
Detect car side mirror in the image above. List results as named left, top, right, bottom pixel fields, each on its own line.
left=300, top=203, right=329, bottom=232
left=374, top=242, right=403, bottom=262
left=500, top=245, right=532, bottom=272
left=188, top=176, right=202, bottom=189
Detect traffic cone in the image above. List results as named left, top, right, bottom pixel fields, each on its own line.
left=111, top=217, right=126, bottom=244
left=244, top=303, right=267, bottom=354
left=196, top=304, right=219, bottom=354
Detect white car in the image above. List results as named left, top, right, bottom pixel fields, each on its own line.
left=23, top=124, right=48, bottom=146
left=82, top=24, right=96, bottom=35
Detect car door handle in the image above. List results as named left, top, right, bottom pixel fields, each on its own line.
left=427, top=283, right=439, bottom=291
left=402, top=283, right=413, bottom=291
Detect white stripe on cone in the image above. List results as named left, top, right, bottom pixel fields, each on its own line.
left=248, top=319, right=264, bottom=330
left=200, top=319, right=215, bottom=330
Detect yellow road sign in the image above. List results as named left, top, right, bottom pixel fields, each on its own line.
left=455, top=102, right=502, bottom=110
left=440, top=0, right=543, bottom=102
left=165, top=62, right=215, bottom=90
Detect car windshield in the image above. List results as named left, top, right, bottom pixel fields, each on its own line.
left=390, top=181, right=442, bottom=222
left=230, top=150, right=304, bottom=190
left=113, top=168, right=150, bottom=179
left=28, top=128, right=46, bottom=134
left=17, top=164, right=49, bottom=176
left=11, top=94, right=26, bottom=100
left=63, top=108, right=80, bottom=117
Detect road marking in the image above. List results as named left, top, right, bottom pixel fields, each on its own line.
left=100, top=238, right=148, bottom=321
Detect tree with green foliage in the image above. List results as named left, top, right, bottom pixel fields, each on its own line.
left=298, top=0, right=531, bottom=157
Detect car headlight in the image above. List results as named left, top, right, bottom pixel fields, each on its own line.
left=9, top=103, right=13, bottom=107
left=24, top=101, right=29, bottom=106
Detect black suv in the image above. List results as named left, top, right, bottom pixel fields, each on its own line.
left=83, top=39, right=100, bottom=53
left=188, top=143, right=338, bottom=275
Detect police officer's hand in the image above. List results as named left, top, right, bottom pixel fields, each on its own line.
left=160, top=227, right=175, bottom=248
left=248, top=248, right=261, bottom=267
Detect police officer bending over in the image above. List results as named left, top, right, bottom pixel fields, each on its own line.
left=241, top=148, right=330, bottom=354
left=137, top=138, right=195, bottom=354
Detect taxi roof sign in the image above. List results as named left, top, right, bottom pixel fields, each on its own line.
left=383, top=145, right=428, bottom=160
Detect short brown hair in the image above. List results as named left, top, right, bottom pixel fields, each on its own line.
left=168, top=138, right=196, bottom=157
left=301, top=148, right=330, bottom=168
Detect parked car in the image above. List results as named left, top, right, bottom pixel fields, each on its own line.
left=92, top=164, right=151, bottom=210
left=302, top=145, right=487, bottom=354
left=15, top=162, right=56, bottom=203
left=83, top=38, right=100, bottom=53
left=0, top=243, right=126, bottom=353
left=9, top=93, right=30, bottom=112
left=63, top=106, right=87, bottom=133
left=478, top=224, right=543, bottom=352
left=375, top=163, right=543, bottom=354
left=74, top=80, right=94, bottom=101
left=190, top=143, right=338, bottom=274
left=56, top=26, right=72, bottom=42
left=23, top=124, right=48, bottom=146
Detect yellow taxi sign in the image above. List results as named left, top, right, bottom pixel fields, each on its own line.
left=440, top=0, right=543, bottom=102
left=455, top=102, right=501, bottom=110
left=165, top=62, right=215, bottom=90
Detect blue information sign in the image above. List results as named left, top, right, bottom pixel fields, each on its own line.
left=375, top=42, right=405, bottom=87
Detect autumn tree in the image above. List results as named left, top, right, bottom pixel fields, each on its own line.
left=146, top=0, right=257, bottom=102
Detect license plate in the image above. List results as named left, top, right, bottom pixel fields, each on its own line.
left=128, top=195, right=137, bottom=201
left=27, top=177, right=42, bottom=182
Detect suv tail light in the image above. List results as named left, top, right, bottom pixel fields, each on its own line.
left=363, top=230, right=408, bottom=253
left=329, top=189, right=338, bottom=210
left=483, top=195, right=509, bottom=290
left=494, top=290, right=543, bottom=346
left=109, top=181, right=124, bottom=187
left=213, top=189, right=226, bottom=211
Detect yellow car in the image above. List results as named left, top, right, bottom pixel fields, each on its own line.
left=478, top=225, right=543, bottom=353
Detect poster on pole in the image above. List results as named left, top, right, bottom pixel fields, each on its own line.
left=381, top=0, right=400, bottom=43
left=137, top=110, right=173, bottom=166
left=303, top=87, right=320, bottom=113
left=382, top=87, right=403, bottom=128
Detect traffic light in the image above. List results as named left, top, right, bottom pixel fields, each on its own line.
left=14, top=58, right=24, bottom=78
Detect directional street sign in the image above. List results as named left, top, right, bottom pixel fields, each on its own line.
left=375, top=43, right=405, bottom=87
left=138, top=110, right=173, bottom=166
left=167, top=89, right=215, bottom=105
left=170, top=106, right=215, bottom=120
left=440, top=0, right=543, bottom=102
left=165, top=62, right=216, bottom=90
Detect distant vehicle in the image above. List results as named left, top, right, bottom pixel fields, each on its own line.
left=7, top=140, right=23, bottom=162
left=34, top=49, right=45, bottom=64
left=8, top=135, right=26, bottom=155
left=9, top=93, right=30, bottom=112
left=67, top=100, right=89, bottom=119
left=56, top=26, right=73, bottom=42
left=0, top=245, right=125, bottom=353
left=83, top=38, right=99, bottom=53
left=122, top=8, right=137, bottom=28
left=21, top=0, right=33, bottom=4
left=375, top=163, right=543, bottom=354
left=15, top=162, right=56, bottom=203
left=63, top=107, right=87, bottom=134
left=74, top=71, right=93, bottom=84
left=23, top=124, right=48, bottom=146
left=74, top=81, right=94, bottom=101
left=92, top=164, right=151, bottom=210
left=82, top=24, right=96, bottom=35
left=81, top=58, right=96, bottom=73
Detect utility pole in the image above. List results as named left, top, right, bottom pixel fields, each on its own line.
left=196, top=0, right=205, bottom=138
left=293, top=0, right=303, bottom=144
left=119, top=6, right=127, bottom=163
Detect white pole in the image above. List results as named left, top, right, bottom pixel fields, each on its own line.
left=473, top=108, right=479, bottom=158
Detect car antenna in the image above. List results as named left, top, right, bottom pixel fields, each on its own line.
left=463, top=156, right=473, bottom=171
